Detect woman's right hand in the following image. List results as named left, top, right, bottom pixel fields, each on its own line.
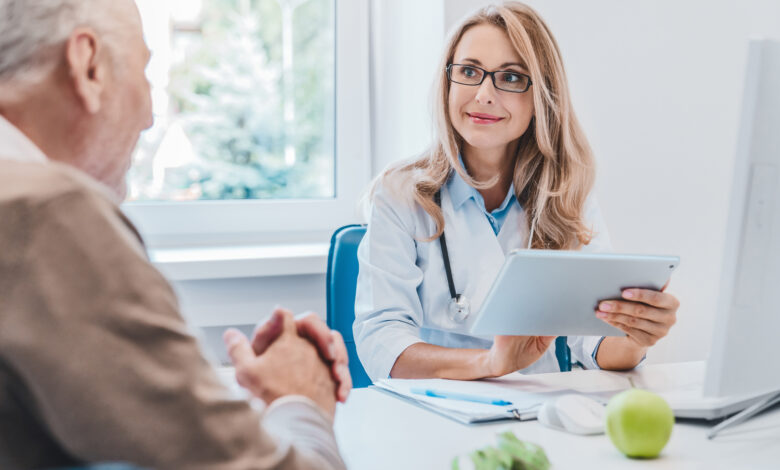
left=484, top=335, right=557, bottom=377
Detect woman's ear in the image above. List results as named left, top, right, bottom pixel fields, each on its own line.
left=65, top=27, right=107, bottom=114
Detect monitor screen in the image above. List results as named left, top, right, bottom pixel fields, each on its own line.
left=704, top=39, right=780, bottom=398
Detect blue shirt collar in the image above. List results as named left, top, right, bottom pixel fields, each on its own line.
left=447, top=155, right=516, bottom=214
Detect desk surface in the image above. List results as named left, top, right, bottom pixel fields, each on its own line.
left=333, top=364, right=780, bottom=470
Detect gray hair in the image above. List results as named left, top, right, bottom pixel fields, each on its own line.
left=0, top=0, right=128, bottom=86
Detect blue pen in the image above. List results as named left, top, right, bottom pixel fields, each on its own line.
left=410, top=387, right=513, bottom=406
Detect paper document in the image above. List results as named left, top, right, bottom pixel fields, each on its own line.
left=375, top=368, right=632, bottom=424
left=376, top=378, right=541, bottom=424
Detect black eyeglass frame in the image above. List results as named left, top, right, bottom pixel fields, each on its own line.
left=446, top=63, right=533, bottom=93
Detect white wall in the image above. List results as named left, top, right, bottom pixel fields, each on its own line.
left=370, top=0, right=445, bottom=172
left=175, top=275, right=326, bottom=326
left=445, top=0, right=780, bottom=363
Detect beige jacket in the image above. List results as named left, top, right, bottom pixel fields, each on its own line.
left=0, top=117, right=346, bottom=470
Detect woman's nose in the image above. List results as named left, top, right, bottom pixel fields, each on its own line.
left=474, top=76, right=496, bottom=105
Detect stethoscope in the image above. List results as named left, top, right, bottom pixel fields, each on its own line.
left=434, top=188, right=536, bottom=323
left=435, top=190, right=471, bottom=323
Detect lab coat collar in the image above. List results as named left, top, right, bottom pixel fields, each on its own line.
left=446, top=166, right=474, bottom=211
left=0, top=114, right=48, bottom=163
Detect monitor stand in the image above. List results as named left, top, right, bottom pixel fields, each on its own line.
left=707, top=390, right=780, bottom=439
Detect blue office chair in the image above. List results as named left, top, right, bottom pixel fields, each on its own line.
left=326, top=224, right=372, bottom=388
left=555, top=337, right=571, bottom=372
left=326, top=224, right=571, bottom=388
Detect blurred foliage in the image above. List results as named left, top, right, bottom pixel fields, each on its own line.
left=131, top=0, right=334, bottom=201
left=451, top=432, right=551, bottom=470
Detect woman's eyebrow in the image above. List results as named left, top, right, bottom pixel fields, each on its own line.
left=459, top=58, right=527, bottom=70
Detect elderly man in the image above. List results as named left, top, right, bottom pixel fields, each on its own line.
left=0, top=1, right=351, bottom=469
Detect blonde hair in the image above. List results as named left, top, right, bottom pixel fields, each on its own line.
left=372, top=1, right=595, bottom=249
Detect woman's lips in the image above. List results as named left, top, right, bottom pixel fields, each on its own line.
left=467, top=112, right=504, bottom=124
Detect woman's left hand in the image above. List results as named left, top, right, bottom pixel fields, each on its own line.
left=596, top=288, right=679, bottom=348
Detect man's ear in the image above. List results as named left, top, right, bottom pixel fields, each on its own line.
left=65, top=27, right=107, bottom=114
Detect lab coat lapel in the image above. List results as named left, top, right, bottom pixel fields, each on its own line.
left=497, top=202, right=529, bottom=254
left=463, top=203, right=530, bottom=334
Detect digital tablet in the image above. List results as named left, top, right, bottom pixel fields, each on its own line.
left=469, top=250, right=680, bottom=337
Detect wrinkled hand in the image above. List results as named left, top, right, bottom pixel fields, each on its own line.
left=596, top=287, right=679, bottom=348
left=485, top=335, right=556, bottom=377
left=223, top=309, right=338, bottom=417
left=250, top=308, right=351, bottom=403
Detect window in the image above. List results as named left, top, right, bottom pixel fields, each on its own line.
left=126, top=0, right=370, bottom=246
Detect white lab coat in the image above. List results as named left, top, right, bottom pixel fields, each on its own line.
left=353, top=172, right=613, bottom=382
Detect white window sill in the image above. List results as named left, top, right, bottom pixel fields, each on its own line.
left=150, top=243, right=330, bottom=281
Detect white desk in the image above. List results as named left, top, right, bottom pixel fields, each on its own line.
left=333, top=364, right=780, bottom=470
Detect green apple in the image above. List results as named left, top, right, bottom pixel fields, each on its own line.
left=605, top=389, right=674, bottom=458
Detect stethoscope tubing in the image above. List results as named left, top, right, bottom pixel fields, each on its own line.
left=434, top=190, right=460, bottom=302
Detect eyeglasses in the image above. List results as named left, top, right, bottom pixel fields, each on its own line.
left=446, top=64, right=532, bottom=93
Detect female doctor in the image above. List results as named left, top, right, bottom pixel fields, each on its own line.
left=353, top=2, right=680, bottom=382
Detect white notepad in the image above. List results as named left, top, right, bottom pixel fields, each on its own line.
left=375, top=378, right=542, bottom=424
left=374, top=371, right=631, bottom=424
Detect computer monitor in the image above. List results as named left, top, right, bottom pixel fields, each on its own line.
left=703, top=39, right=780, bottom=400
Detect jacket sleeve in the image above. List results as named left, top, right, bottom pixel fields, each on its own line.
left=3, top=186, right=345, bottom=470
left=353, top=184, right=426, bottom=382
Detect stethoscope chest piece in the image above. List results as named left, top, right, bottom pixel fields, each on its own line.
left=447, top=295, right=471, bottom=323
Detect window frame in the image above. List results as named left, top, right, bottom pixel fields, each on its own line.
left=123, top=0, right=371, bottom=248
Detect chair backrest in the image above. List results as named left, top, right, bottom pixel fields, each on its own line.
left=326, top=224, right=372, bottom=388
left=326, top=224, right=571, bottom=384
left=555, top=336, right=571, bottom=372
